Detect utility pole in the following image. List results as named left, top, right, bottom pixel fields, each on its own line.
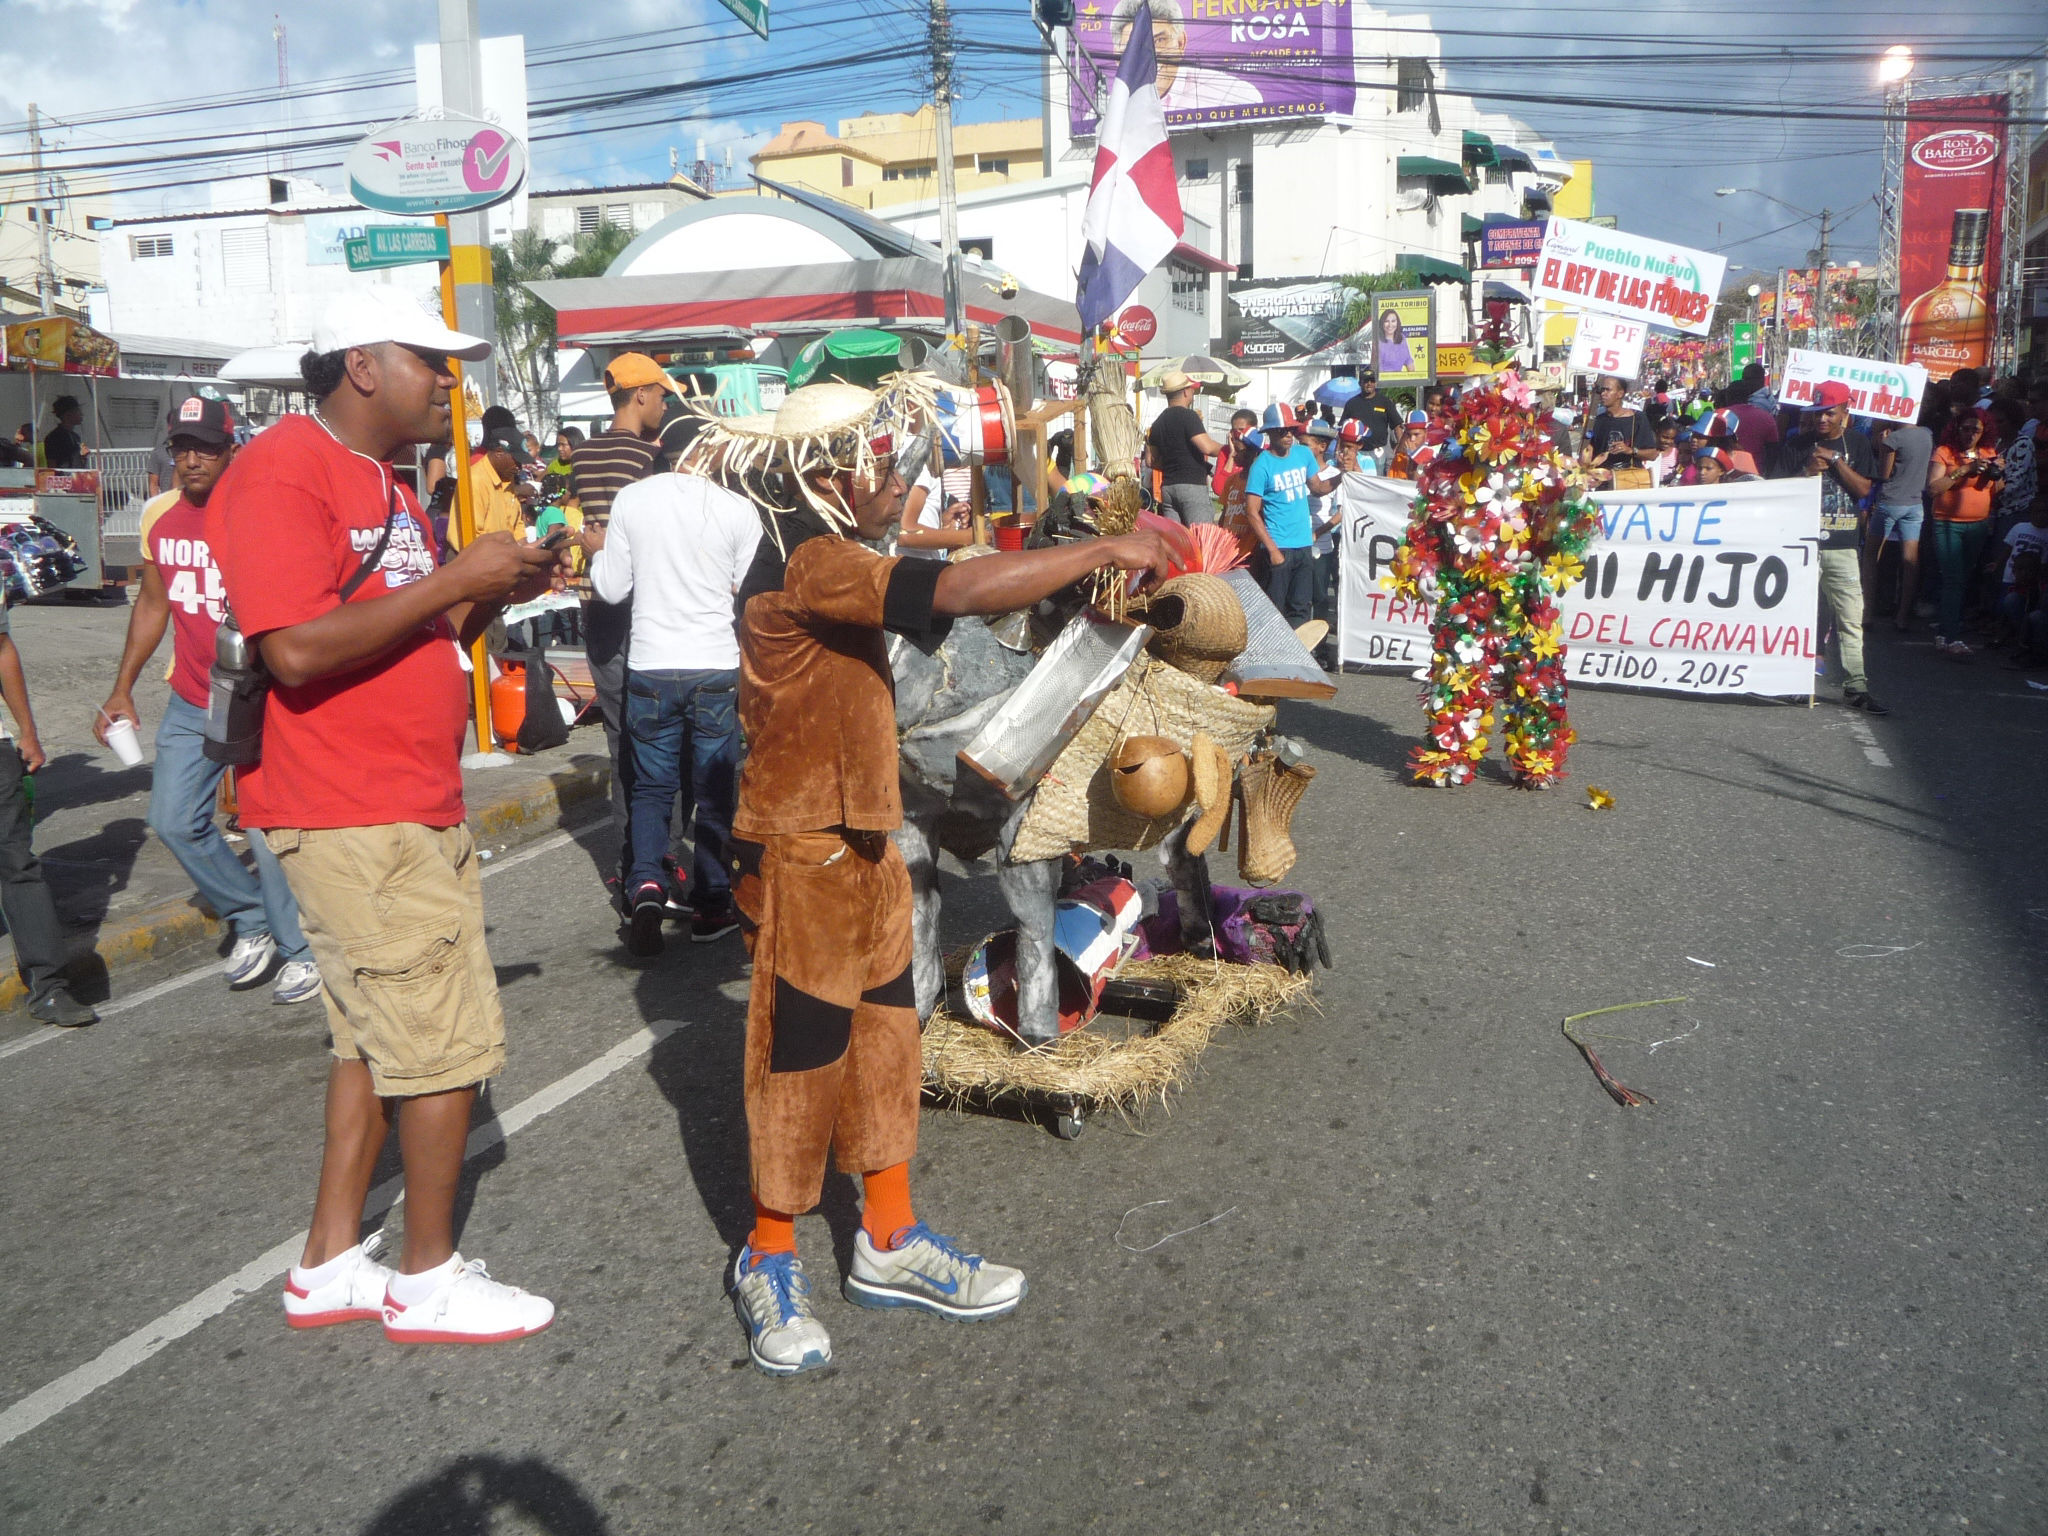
left=438, top=0, right=499, bottom=402
left=1813, top=207, right=1833, bottom=341
left=930, top=0, right=964, bottom=337
left=275, top=17, right=291, bottom=173
left=27, top=104, right=56, bottom=314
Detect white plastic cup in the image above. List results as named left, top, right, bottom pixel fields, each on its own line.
left=104, top=716, right=144, bottom=767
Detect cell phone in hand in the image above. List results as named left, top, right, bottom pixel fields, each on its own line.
left=540, top=526, right=571, bottom=550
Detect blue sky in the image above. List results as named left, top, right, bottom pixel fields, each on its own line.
left=1, top=0, right=2041, bottom=278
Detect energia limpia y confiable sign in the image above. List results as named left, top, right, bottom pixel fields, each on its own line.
left=1532, top=217, right=1728, bottom=338
left=1337, top=476, right=1822, bottom=698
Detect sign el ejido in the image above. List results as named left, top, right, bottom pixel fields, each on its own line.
left=344, top=112, right=527, bottom=217
left=1780, top=348, right=1929, bottom=425
left=343, top=225, right=453, bottom=272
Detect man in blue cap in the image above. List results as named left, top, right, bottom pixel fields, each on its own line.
left=1243, top=403, right=1339, bottom=625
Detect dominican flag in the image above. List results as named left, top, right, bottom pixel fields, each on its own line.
left=1076, top=18, right=1183, bottom=335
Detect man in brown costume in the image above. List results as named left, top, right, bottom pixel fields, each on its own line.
left=690, top=381, right=1175, bottom=1375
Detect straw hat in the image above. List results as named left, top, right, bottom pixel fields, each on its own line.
left=679, top=374, right=936, bottom=548
left=1145, top=573, right=1247, bottom=683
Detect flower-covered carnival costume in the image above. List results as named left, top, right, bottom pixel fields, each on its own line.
left=1385, top=374, right=1600, bottom=789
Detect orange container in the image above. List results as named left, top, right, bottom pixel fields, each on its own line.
left=490, top=663, right=527, bottom=752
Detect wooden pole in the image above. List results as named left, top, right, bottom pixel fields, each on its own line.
left=966, top=321, right=988, bottom=546
left=439, top=214, right=494, bottom=754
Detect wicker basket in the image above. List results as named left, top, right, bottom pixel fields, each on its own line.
left=1012, top=652, right=1274, bottom=862
left=1143, top=573, right=1246, bottom=684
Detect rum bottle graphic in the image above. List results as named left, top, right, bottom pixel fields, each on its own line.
left=1900, top=208, right=1991, bottom=377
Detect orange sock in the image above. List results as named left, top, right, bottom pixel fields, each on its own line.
left=861, top=1162, right=916, bottom=1250
left=748, top=1201, right=797, bottom=1264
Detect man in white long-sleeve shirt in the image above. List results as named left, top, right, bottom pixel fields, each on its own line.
left=580, top=465, right=761, bottom=955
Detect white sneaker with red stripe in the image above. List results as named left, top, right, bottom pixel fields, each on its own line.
left=380, top=1254, right=554, bottom=1345
left=283, top=1231, right=393, bottom=1329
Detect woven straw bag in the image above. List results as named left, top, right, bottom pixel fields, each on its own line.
left=1012, top=653, right=1274, bottom=863
left=1143, top=573, right=1247, bottom=684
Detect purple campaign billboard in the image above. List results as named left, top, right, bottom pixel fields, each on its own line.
left=1068, top=0, right=1356, bottom=136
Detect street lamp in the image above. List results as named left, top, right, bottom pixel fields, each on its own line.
left=1876, top=45, right=1914, bottom=85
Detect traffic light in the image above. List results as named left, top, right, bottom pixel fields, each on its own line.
left=1036, top=0, right=1075, bottom=28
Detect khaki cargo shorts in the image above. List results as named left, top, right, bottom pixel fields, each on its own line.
left=264, top=823, right=505, bottom=1097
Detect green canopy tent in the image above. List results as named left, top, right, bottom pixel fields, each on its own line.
left=785, top=327, right=911, bottom=390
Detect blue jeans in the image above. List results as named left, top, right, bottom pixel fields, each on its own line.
left=623, top=667, right=739, bottom=905
left=149, top=694, right=308, bottom=961
left=1932, top=519, right=1991, bottom=640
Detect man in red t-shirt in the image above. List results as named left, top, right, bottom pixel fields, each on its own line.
left=210, top=288, right=563, bottom=1345
left=99, top=398, right=320, bottom=1005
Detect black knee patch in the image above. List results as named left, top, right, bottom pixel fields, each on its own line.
left=769, top=977, right=853, bottom=1074
left=860, top=965, right=916, bottom=1011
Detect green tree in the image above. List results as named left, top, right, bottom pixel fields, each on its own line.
left=490, top=220, right=637, bottom=431
left=1335, top=270, right=1413, bottom=338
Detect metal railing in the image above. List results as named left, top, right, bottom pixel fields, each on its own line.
left=89, top=448, right=153, bottom=538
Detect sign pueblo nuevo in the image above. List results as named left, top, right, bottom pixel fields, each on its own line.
left=344, top=111, right=527, bottom=217
left=1532, top=217, right=1726, bottom=337
left=1779, top=348, right=1929, bottom=425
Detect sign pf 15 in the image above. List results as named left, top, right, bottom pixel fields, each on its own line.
left=1567, top=313, right=1649, bottom=380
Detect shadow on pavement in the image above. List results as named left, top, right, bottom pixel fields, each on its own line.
left=358, top=1454, right=611, bottom=1536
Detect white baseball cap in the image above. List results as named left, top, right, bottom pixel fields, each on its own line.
left=312, top=285, right=491, bottom=361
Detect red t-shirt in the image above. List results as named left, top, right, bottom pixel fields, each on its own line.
left=138, top=490, right=221, bottom=709
left=207, top=415, right=467, bottom=830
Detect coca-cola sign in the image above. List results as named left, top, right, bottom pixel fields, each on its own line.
left=1910, top=130, right=1999, bottom=173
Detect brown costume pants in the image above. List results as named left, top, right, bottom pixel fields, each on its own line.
left=734, top=829, right=920, bottom=1214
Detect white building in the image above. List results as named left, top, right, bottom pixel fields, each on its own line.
left=879, top=4, right=1579, bottom=411
left=91, top=174, right=708, bottom=354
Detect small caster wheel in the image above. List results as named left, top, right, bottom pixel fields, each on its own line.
left=1052, top=1105, right=1084, bottom=1141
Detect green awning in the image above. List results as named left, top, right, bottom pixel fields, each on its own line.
left=1396, top=253, right=1471, bottom=284
left=1461, top=130, right=1497, bottom=168
left=785, top=327, right=907, bottom=390
left=1460, top=213, right=1485, bottom=240
left=1397, top=154, right=1472, bottom=195
left=1493, top=144, right=1536, bottom=173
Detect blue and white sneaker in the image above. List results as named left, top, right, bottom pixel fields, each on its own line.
left=845, top=1223, right=1027, bottom=1321
left=224, top=932, right=277, bottom=989
left=272, top=959, right=323, bottom=1006
left=729, top=1247, right=832, bottom=1376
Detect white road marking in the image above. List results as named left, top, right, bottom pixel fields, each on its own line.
left=0, top=818, right=611, bottom=1062
left=1842, top=713, right=1892, bottom=769
left=0, top=1016, right=690, bottom=1452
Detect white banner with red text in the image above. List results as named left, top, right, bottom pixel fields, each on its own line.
left=1336, top=475, right=1822, bottom=698
left=1532, top=217, right=1727, bottom=337
left=1566, top=312, right=1649, bottom=380
left=1779, top=348, right=1929, bottom=425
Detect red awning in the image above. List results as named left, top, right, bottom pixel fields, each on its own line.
left=1169, top=242, right=1235, bottom=274
left=527, top=258, right=1084, bottom=348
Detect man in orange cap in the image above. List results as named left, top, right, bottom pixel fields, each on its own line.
left=570, top=353, right=684, bottom=907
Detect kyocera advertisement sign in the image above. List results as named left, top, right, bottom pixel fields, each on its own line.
left=344, top=112, right=527, bottom=216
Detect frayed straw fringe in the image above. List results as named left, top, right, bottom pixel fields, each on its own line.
left=921, top=954, right=1314, bottom=1118
left=678, top=371, right=940, bottom=555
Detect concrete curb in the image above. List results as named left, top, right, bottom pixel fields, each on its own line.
left=1, top=756, right=611, bottom=1016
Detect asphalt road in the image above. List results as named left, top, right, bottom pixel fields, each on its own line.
left=1, top=632, right=2042, bottom=1536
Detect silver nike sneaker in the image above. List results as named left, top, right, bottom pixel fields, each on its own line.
left=845, top=1223, right=1027, bottom=1320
